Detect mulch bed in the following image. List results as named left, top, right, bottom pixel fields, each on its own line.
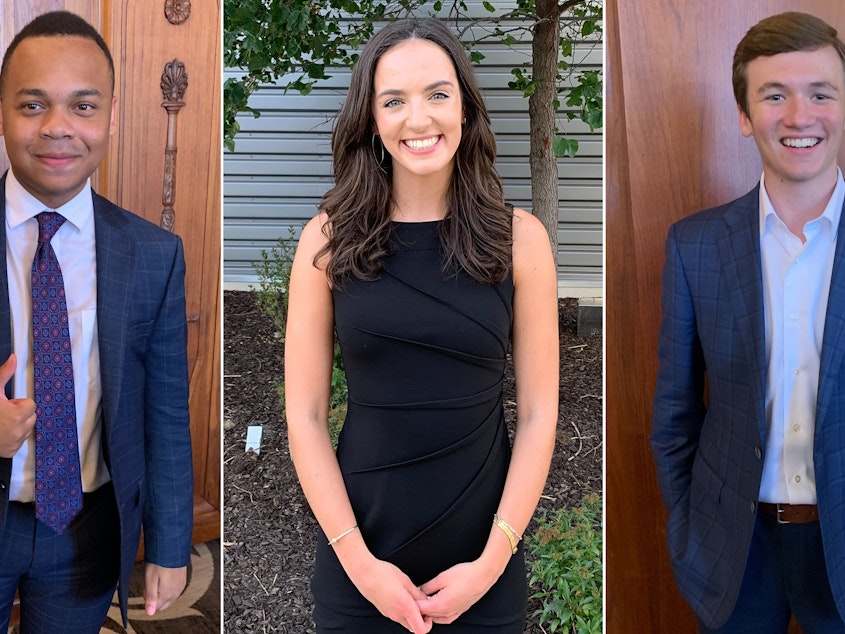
left=223, top=291, right=602, bottom=633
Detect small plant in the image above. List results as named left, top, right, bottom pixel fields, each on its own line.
left=252, top=227, right=298, bottom=338
left=527, top=493, right=602, bottom=634
left=252, top=227, right=348, bottom=444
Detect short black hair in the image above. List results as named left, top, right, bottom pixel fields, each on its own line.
left=0, top=10, right=115, bottom=96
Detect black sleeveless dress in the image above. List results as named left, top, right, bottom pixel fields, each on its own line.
left=311, top=221, right=526, bottom=632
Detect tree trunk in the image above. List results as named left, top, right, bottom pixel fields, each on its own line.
left=529, top=0, right=561, bottom=259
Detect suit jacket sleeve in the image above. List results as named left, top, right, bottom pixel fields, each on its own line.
left=651, top=222, right=707, bottom=512
left=141, top=236, right=193, bottom=567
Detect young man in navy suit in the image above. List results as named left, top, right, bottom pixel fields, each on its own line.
left=652, top=12, right=845, bottom=633
left=0, top=11, right=193, bottom=632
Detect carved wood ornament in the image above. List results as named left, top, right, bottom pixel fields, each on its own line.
left=164, top=0, right=191, bottom=25
left=160, top=59, right=188, bottom=232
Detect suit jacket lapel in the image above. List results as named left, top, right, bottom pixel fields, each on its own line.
left=93, top=193, right=134, bottom=435
left=0, top=174, right=12, bottom=495
left=717, top=186, right=768, bottom=444
left=0, top=174, right=12, bottom=391
left=816, top=199, right=845, bottom=425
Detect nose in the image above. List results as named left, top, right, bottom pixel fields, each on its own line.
left=406, top=99, right=432, bottom=131
left=39, top=108, right=73, bottom=139
left=784, top=97, right=814, bottom=128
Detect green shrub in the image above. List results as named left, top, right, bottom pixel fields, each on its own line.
left=527, top=493, right=602, bottom=634
left=252, top=228, right=348, bottom=445
left=252, top=227, right=297, bottom=338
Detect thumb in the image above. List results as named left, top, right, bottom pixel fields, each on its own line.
left=144, top=569, right=159, bottom=616
left=0, top=354, right=16, bottom=399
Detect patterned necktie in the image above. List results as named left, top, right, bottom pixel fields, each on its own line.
left=31, top=211, right=83, bottom=533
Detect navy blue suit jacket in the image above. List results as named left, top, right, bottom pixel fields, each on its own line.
left=0, top=173, right=193, bottom=622
left=651, top=186, right=845, bottom=629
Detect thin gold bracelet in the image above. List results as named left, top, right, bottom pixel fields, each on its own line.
left=493, top=514, right=521, bottom=554
left=327, top=524, right=359, bottom=547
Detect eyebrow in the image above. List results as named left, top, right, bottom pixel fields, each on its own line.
left=15, top=88, right=105, bottom=99
left=375, top=79, right=455, bottom=99
left=757, top=80, right=840, bottom=94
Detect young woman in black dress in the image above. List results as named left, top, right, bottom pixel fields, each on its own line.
left=285, top=18, right=559, bottom=633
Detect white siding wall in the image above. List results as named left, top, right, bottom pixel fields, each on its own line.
left=224, top=10, right=603, bottom=293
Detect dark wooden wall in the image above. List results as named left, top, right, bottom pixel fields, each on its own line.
left=606, top=0, right=845, bottom=631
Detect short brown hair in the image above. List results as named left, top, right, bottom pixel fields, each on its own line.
left=733, top=12, right=845, bottom=117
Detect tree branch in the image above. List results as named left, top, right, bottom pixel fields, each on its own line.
left=559, top=0, right=582, bottom=15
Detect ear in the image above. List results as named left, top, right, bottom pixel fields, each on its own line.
left=737, top=103, right=753, bottom=138
left=108, top=95, right=118, bottom=136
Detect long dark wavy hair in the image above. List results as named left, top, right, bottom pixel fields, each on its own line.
left=316, top=18, right=513, bottom=285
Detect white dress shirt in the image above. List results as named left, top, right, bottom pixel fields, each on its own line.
left=5, top=169, right=109, bottom=501
left=758, top=171, right=842, bottom=505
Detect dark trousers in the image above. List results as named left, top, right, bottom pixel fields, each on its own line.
left=699, top=513, right=845, bottom=634
left=0, top=483, right=120, bottom=633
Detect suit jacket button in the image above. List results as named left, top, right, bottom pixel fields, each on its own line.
left=750, top=501, right=756, bottom=514
left=0, top=481, right=5, bottom=490
left=755, top=447, right=762, bottom=459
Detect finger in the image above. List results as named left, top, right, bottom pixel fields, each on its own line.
left=156, top=593, right=178, bottom=612
left=0, top=354, right=16, bottom=400
left=143, top=569, right=159, bottom=616
left=419, top=576, right=445, bottom=596
left=403, top=602, right=430, bottom=634
left=408, top=583, right=429, bottom=601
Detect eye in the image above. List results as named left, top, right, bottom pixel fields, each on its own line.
left=21, top=102, right=44, bottom=112
left=75, top=103, right=97, bottom=114
left=383, top=98, right=402, bottom=108
left=430, top=91, right=449, bottom=100
left=763, top=94, right=784, bottom=102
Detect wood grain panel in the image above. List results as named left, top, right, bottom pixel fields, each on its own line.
left=607, top=0, right=845, bottom=631
left=105, top=2, right=221, bottom=539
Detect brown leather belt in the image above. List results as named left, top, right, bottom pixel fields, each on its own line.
left=759, top=502, right=819, bottom=524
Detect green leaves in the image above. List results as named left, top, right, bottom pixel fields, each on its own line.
left=528, top=494, right=603, bottom=633
left=224, top=0, right=392, bottom=149
left=554, top=137, right=579, bottom=158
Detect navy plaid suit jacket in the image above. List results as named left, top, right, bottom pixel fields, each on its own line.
left=651, top=185, right=845, bottom=629
left=0, top=173, right=193, bottom=625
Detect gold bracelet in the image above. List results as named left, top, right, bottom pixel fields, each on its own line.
left=327, top=524, right=359, bottom=547
left=493, top=514, right=521, bottom=554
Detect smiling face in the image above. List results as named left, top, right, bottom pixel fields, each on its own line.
left=0, top=35, right=116, bottom=209
left=739, top=45, right=845, bottom=192
left=371, top=38, right=463, bottom=184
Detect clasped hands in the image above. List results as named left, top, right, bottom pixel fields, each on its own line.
left=352, top=558, right=499, bottom=633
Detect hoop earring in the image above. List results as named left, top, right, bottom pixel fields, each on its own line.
left=371, top=134, right=386, bottom=173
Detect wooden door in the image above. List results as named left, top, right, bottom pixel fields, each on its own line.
left=0, top=1, right=221, bottom=544
left=606, top=0, right=845, bottom=631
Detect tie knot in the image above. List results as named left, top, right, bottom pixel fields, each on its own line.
left=36, top=211, right=66, bottom=244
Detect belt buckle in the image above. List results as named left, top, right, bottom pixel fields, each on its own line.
left=776, top=503, right=790, bottom=525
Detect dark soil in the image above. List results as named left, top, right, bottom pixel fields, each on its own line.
left=223, top=291, right=602, bottom=633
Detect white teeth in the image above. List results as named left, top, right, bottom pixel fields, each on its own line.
left=404, top=136, right=439, bottom=150
left=783, top=137, right=820, bottom=148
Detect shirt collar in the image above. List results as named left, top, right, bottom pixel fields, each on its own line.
left=759, top=169, right=844, bottom=239
left=5, top=168, right=93, bottom=233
